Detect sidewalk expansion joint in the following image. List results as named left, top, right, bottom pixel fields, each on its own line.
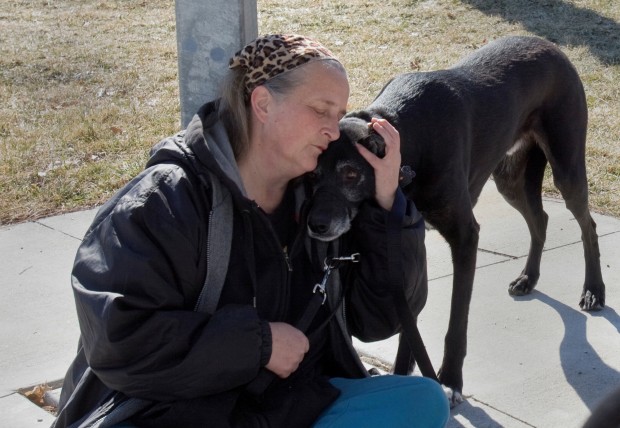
left=468, top=395, right=538, bottom=428
left=34, top=220, right=84, bottom=241
left=478, top=247, right=520, bottom=259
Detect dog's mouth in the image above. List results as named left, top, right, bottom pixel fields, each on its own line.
left=307, top=223, right=350, bottom=242
left=307, top=223, right=351, bottom=242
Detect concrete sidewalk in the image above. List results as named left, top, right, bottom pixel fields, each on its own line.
left=1, top=180, right=619, bottom=427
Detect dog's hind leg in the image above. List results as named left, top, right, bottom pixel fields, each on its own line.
left=556, top=184, right=604, bottom=310
left=543, top=116, right=605, bottom=310
left=493, top=141, right=549, bottom=296
left=552, top=173, right=604, bottom=310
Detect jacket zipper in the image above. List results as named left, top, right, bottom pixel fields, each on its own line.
left=283, top=247, right=293, bottom=272
left=194, top=209, right=214, bottom=312
left=251, top=201, right=292, bottom=316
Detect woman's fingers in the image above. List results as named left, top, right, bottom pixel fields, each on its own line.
left=356, top=118, right=401, bottom=210
left=265, top=322, right=309, bottom=378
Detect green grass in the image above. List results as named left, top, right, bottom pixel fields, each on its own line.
left=1, top=0, right=618, bottom=224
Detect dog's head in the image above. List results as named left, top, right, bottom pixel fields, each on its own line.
left=305, top=116, right=385, bottom=242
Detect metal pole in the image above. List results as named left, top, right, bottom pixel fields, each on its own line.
left=175, top=0, right=258, bottom=128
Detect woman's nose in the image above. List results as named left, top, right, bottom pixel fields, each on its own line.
left=325, top=119, right=340, bottom=141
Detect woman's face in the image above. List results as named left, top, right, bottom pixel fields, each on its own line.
left=261, top=61, right=350, bottom=178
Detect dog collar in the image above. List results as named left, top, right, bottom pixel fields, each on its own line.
left=399, top=165, right=415, bottom=187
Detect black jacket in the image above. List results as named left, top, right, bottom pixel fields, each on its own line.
left=52, top=101, right=428, bottom=428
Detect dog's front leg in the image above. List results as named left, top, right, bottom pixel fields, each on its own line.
left=438, top=219, right=480, bottom=407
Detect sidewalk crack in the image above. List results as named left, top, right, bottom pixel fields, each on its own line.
left=34, top=221, right=83, bottom=241
left=469, top=395, right=538, bottom=427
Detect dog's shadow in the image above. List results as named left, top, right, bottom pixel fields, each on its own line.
left=462, top=0, right=620, bottom=65
left=448, top=291, right=620, bottom=427
left=515, top=291, right=620, bottom=409
left=449, top=399, right=506, bottom=428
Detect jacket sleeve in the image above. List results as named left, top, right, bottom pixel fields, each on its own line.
left=344, top=188, right=428, bottom=342
left=71, top=165, right=270, bottom=401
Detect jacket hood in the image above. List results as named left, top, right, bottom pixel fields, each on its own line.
left=146, top=100, right=248, bottom=198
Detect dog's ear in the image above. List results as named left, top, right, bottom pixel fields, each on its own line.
left=359, top=124, right=386, bottom=158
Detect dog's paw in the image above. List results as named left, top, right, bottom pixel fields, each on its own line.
left=442, top=385, right=464, bottom=408
left=580, top=290, right=604, bottom=311
left=508, top=274, right=534, bottom=296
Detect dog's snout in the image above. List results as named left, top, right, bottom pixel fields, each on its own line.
left=308, top=222, right=329, bottom=235
left=308, top=212, right=331, bottom=235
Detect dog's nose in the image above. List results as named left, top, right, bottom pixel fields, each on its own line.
left=308, top=222, right=329, bottom=235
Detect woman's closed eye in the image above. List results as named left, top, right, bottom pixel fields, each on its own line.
left=312, top=107, right=327, bottom=117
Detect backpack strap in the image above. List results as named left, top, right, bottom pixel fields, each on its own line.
left=160, top=129, right=234, bottom=315
left=194, top=171, right=234, bottom=315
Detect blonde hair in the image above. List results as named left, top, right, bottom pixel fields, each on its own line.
left=218, top=67, right=249, bottom=159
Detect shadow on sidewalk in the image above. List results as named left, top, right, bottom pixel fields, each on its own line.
left=450, top=399, right=507, bottom=428
left=520, top=291, right=620, bottom=410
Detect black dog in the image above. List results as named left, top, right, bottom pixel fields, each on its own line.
left=305, top=36, right=606, bottom=403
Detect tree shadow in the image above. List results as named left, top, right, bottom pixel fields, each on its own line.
left=461, top=0, right=620, bottom=64
left=515, top=291, right=620, bottom=410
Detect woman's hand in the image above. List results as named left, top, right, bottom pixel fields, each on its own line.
left=265, top=322, right=309, bottom=378
left=356, top=118, right=402, bottom=210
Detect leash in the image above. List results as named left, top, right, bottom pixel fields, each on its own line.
left=390, top=285, right=439, bottom=382
left=322, top=250, right=436, bottom=383
left=246, top=253, right=360, bottom=396
left=384, top=202, right=439, bottom=383
left=296, top=253, right=359, bottom=331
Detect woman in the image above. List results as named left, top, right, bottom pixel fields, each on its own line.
left=52, top=34, right=449, bottom=427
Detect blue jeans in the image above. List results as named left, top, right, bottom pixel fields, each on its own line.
left=313, top=375, right=450, bottom=428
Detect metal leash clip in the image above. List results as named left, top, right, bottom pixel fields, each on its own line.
left=313, top=253, right=360, bottom=305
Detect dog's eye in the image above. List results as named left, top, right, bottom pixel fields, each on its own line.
left=341, top=166, right=359, bottom=183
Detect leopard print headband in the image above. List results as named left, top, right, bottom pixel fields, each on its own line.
left=229, top=34, right=340, bottom=98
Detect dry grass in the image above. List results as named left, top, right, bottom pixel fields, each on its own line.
left=1, top=0, right=618, bottom=225
left=0, top=1, right=179, bottom=224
